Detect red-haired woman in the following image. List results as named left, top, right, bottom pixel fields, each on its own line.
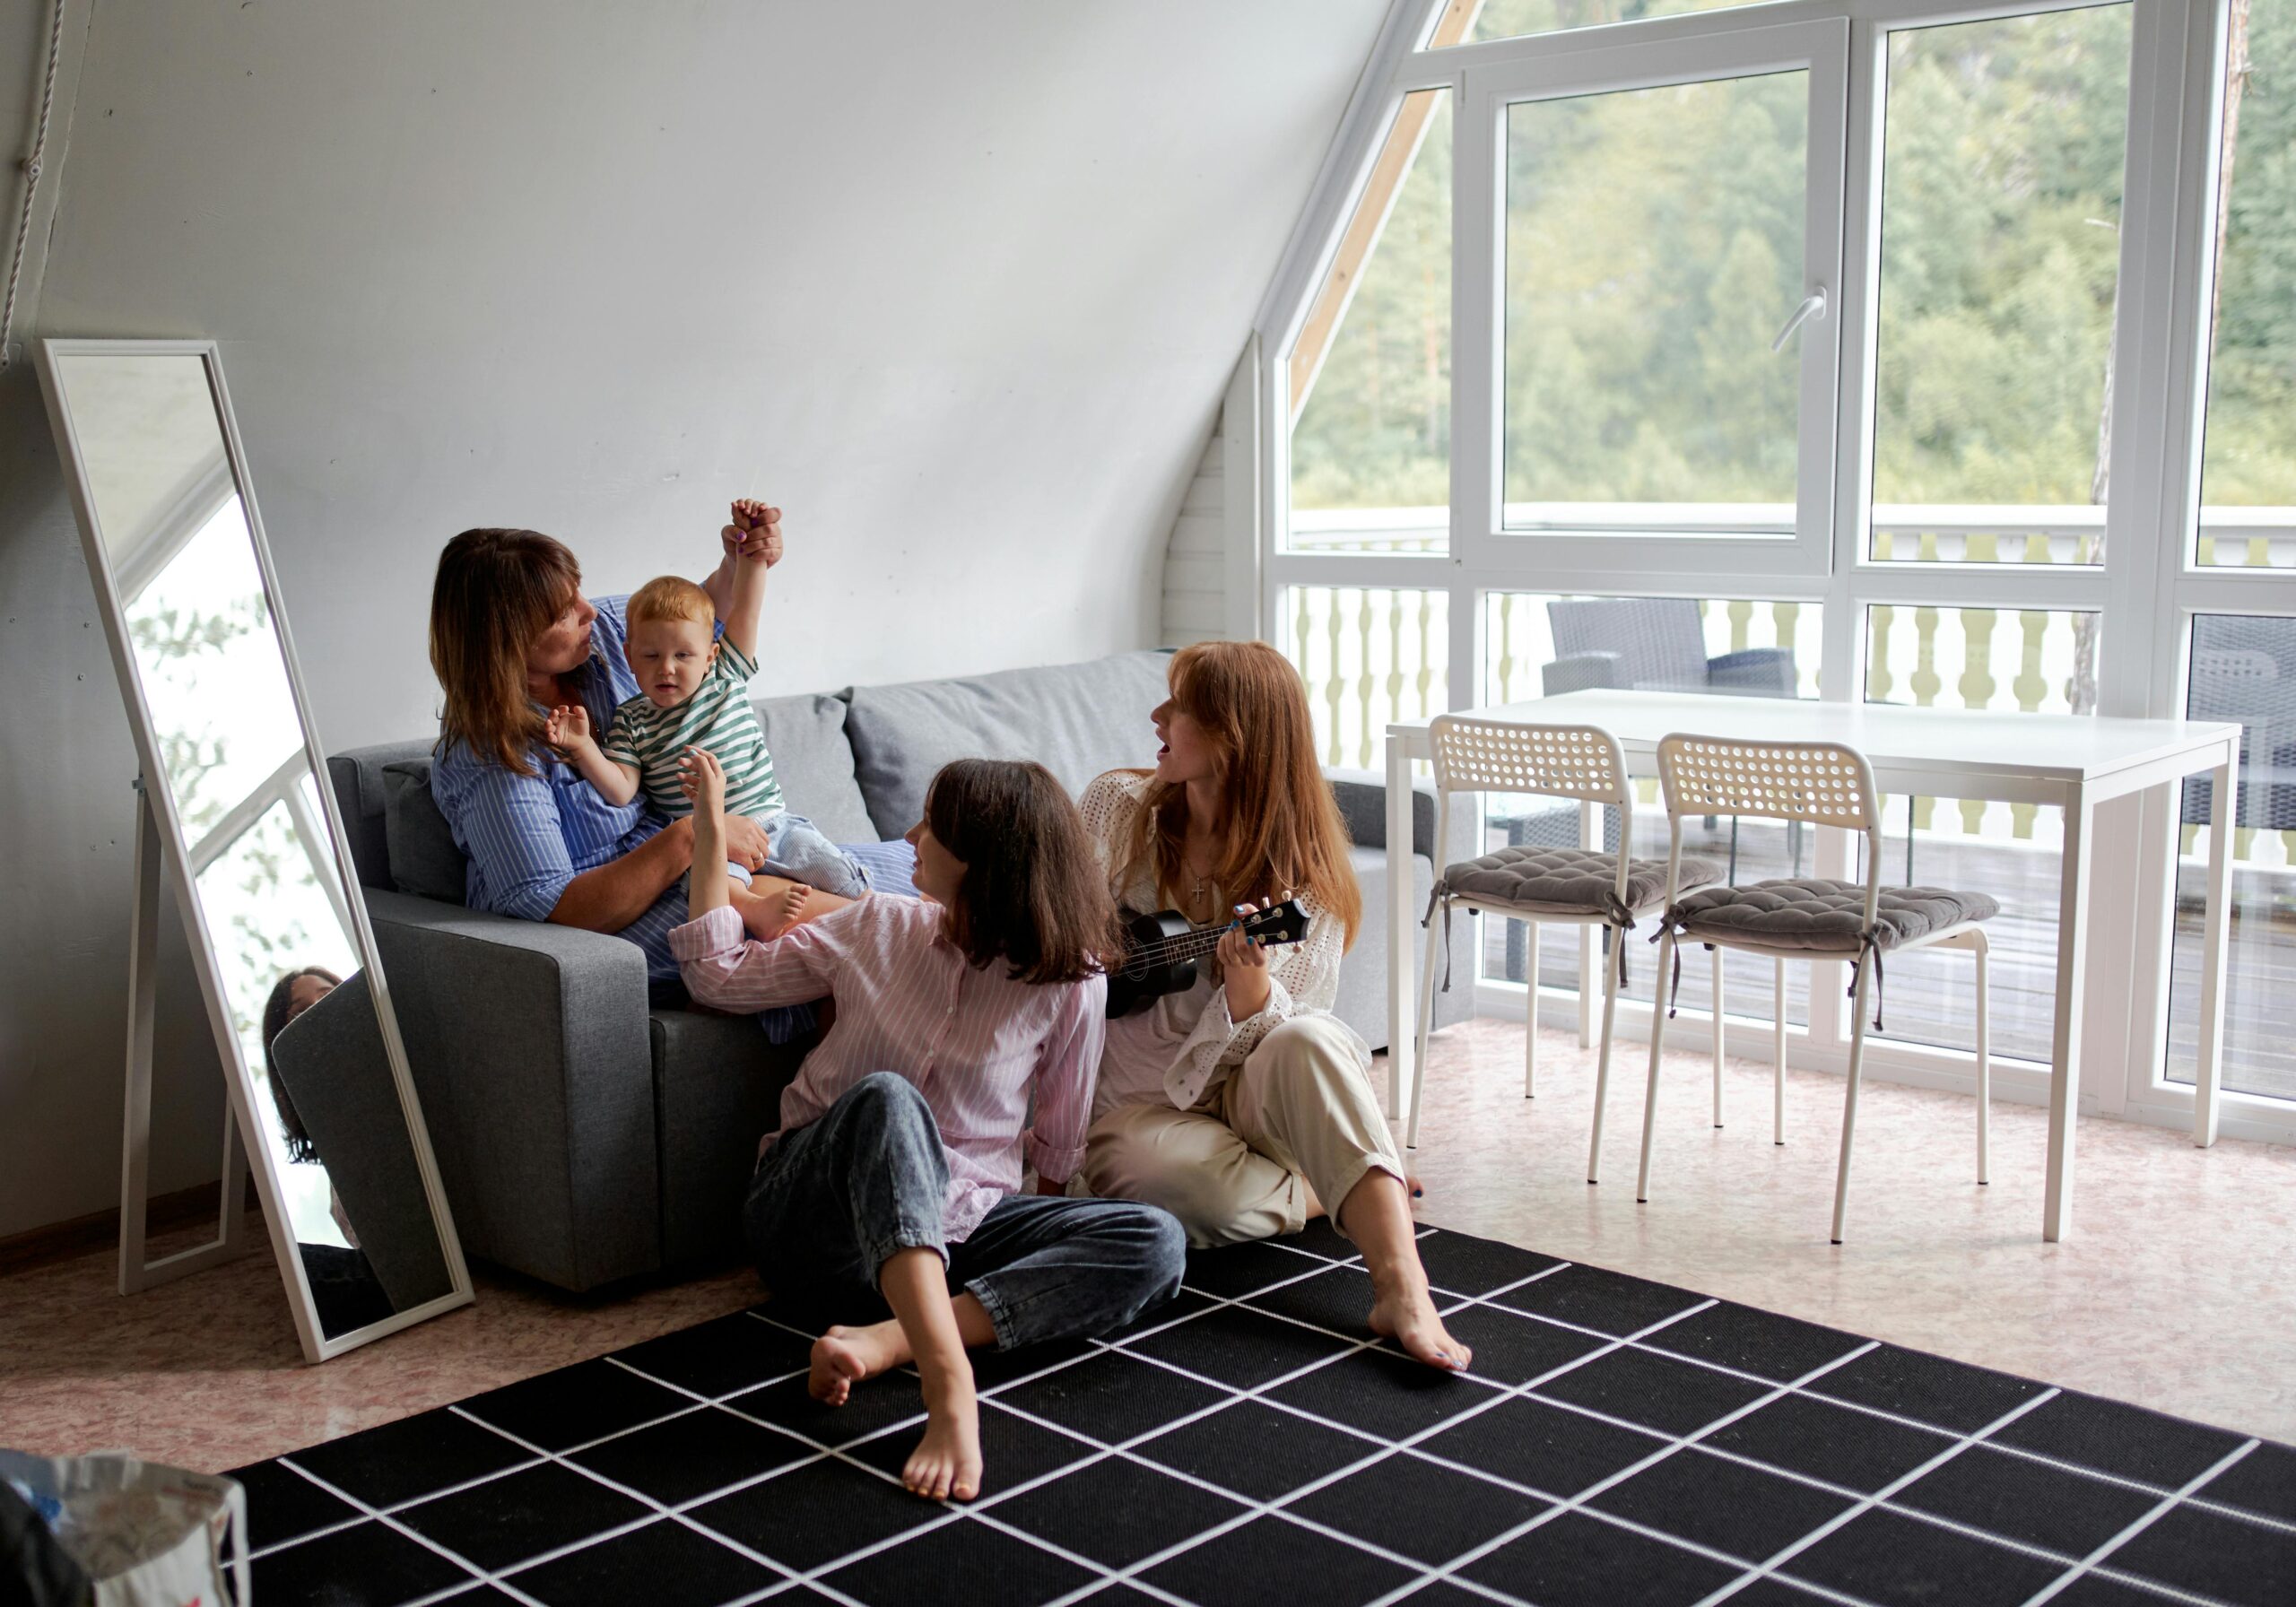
left=1078, top=641, right=1470, bottom=1372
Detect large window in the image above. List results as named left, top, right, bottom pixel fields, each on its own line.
left=1288, top=91, right=1452, bottom=556
left=1266, top=0, right=2296, bottom=1128
left=2196, top=0, right=2296, bottom=567
left=1870, top=5, right=2132, bottom=568
left=1503, top=72, right=1809, bottom=529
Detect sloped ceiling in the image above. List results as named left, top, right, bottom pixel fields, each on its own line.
left=30, top=0, right=1387, bottom=745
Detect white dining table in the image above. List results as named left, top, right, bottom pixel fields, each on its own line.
left=1382, top=690, right=2243, bottom=1242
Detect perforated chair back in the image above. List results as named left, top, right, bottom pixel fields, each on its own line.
left=1653, top=734, right=1885, bottom=917
left=1429, top=717, right=1633, bottom=812
left=1425, top=715, right=1637, bottom=914
left=1656, top=735, right=1879, bottom=832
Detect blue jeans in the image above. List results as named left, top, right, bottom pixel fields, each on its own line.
left=744, top=1073, right=1186, bottom=1350
left=761, top=812, right=871, bottom=899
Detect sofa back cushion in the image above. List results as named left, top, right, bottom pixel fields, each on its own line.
left=753, top=692, right=876, bottom=842
left=327, top=741, right=439, bottom=890
left=843, top=650, right=1172, bottom=840
left=384, top=762, right=469, bottom=903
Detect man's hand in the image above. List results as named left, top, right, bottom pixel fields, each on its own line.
left=544, top=704, right=591, bottom=751
left=724, top=499, right=784, bottom=568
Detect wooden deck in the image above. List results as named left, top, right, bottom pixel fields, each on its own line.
left=1473, top=821, right=2296, bottom=1101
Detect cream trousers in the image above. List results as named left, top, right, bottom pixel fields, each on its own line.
left=1082, top=1014, right=1405, bottom=1249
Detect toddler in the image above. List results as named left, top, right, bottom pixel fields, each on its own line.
left=548, top=501, right=868, bottom=938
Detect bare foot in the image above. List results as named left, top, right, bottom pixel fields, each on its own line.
left=730, top=884, right=799, bottom=942
left=807, top=1323, right=905, bottom=1405
left=902, top=1366, right=983, bottom=1502
left=1369, top=1273, right=1473, bottom=1373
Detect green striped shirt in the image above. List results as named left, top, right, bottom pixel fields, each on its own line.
left=601, top=639, right=784, bottom=820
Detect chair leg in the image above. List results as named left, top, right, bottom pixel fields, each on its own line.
left=1711, top=944, right=1726, bottom=1129
left=1831, top=958, right=1874, bottom=1244
left=1636, top=931, right=1677, bottom=1203
left=1587, top=933, right=1622, bottom=1184
left=1577, top=927, right=1594, bottom=1048
left=1773, top=957, right=1787, bottom=1146
left=1524, top=921, right=1540, bottom=1099
left=1406, top=898, right=1446, bottom=1151
left=1974, top=937, right=1991, bottom=1186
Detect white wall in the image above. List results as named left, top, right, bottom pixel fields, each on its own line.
left=1161, top=421, right=1228, bottom=647
left=0, top=0, right=1386, bottom=1238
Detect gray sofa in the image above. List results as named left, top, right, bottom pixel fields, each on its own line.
left=309, top=649, right=1470, bottom=1293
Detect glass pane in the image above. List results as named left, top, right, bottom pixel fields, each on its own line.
left=2196, top=0, right=2296, bottom=567
left=1280, top=586, right=1451, bottom=770
left=197, top=798, right=361, bottom=1247
left=1503, top=73, right=1807, bottom=531
left=1864, top=605, right=2098, bottom=1062
left=2166, top=616, right=2296, bottom=1099
left=1869, top=6, right=2132, bottom=566
left=1464, top=0, right=1766, bottom=47
left=1478, top=593, right=1820, bottom=1014
left=1288, top=91, right=1451, bottom=555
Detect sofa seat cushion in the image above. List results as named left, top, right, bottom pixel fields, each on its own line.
left=384, top=760, right=469, bottom=903
left=844, top=651, right=1172, bottom=840
left=1441, top=846, right=1721, bottom=916
left=1671, top=878, right=1999, bottom=951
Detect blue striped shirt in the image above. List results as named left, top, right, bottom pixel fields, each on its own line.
left=430, top=594, right=922, bottom=984
left=431, top=595, right=698, bottom=980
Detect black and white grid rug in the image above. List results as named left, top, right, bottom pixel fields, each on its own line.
left=228, top=1223, right=2295, bottom=1607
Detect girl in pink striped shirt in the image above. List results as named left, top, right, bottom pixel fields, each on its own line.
left=672, top=752, right=1185, bottom=1503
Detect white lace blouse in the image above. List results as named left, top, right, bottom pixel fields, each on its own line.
left=1080, top=770, right=1370, bottom=1119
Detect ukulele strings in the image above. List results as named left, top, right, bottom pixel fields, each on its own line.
left=1119, top=910, right=1296, bottom=972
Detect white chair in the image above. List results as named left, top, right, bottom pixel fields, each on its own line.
left=1634, top=735, right=1996, bottom=1242
left=1409, top=716, right=1723, bottom=1179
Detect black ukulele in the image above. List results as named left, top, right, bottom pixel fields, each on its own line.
left=1104, top=899, right=1312, bottom=1018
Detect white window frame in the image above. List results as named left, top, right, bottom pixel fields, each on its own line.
left=1256, top=0, right=2296, bottom=1145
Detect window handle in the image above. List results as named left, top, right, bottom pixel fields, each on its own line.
left=1770, top=288, right=1828, bottom=353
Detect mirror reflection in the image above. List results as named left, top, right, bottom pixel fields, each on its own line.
left=56, top=351, right=455, bottom=1340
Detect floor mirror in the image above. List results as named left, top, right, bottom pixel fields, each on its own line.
left=36, top=338, right=472, bottom=1361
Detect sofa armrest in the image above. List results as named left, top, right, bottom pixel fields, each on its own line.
left=357, top=889, right=661, bottom=1291
left=1326, top=767, right=1477, bottom=868
left=1707, top=647, right=1796, bottom=697
left=1542, top=652, right=1626, bottom=696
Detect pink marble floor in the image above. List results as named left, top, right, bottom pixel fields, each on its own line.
left=3, top=1015, right=2292, bottom=1474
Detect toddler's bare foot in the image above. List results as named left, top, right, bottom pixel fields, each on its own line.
left=732, top=882, right=804, bottom=942
left=776, top=883, right=812, bottom=931
left=1369, top=1273, right=1473, bottom=1373
left=807, top=1323, right=906, bottom=1405
left=902, top=1366, right=982, bottom=1502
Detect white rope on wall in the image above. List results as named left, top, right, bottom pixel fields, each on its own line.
left=0, top=0, right=68, bottom=373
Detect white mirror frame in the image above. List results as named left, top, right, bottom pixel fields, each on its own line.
left=36, top=337, right=473, bottom=1362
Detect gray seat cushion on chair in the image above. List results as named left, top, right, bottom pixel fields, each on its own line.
left=1672, top=878, right=1998, bottom=951
left=1441, top=846, right=1723, bottom=916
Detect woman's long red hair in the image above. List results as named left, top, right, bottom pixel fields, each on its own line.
left=1124, top=641, right=1362, bottom=947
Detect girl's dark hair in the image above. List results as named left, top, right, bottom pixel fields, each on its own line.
left=924, top=760, right=1121, bottom=986
left=430, top=527, right=585, bottom=777
left=262, top=966, right=343, bottom=1164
